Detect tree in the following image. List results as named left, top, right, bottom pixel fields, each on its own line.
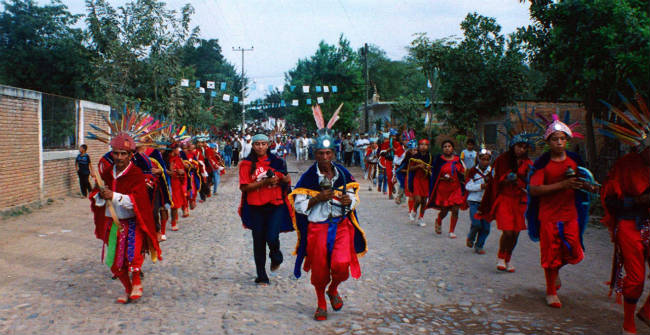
left=0, top=0, right=93, bottom=98
left=409, top=14, right=530, bottom=134
left=518, top=0, right=650, bottom=167
left=274, top=35, right=363, bottom=132
left=363, top=44, right=426, bottom=101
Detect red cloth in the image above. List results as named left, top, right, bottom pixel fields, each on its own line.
left=168, top=156, right=187, bottom=209
left=601, top=151, right=650, bottom=231
left=432, top=156, right=465, bottom=208
left=239, top=156, right=285, bottom=206
left=617, top=219, right=649, bottom=301
left=539, top=219, right=583, bottom=269
left=529, top=157, right=578, bottom=223
left=89, top=162, right=161, bottom=263
left=304, top=218, right=360, bottom=288
left=412, top=169, right=429, bottom=197
left=105, top=218, right=144, bottom=275
left=494, top=195, right=527, bottom=231
left=477, top=152, right=531, bottom=222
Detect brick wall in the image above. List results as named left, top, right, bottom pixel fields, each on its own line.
left=0, top=88, right=41, bottom=209
left=43, top=158, right=77, bottom=199
left=0, top=86, right=110, bottom=212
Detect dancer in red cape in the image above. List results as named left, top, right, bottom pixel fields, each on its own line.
left=427, top=140, right=466, bottom=238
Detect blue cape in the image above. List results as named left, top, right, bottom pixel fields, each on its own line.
left=526, top=151, right=589, bottom=248
left=290, top=162, right=367, bottom=278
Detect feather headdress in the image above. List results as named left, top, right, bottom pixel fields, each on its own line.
left=312, top=103, right=343, bottom=150
left=597, top=80, right=650, bottom=149
left=530, top=109, right=584, bottom=141
left=86, top=104, right=166, bottom=149
left=500, top=107, right=542, bottom=149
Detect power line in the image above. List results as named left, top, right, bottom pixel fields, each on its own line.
left=233, top=46, right=254, bottom=132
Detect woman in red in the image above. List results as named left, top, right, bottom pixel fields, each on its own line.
left=428, top=140, right=466, bottom=238
left=165, top=144, right=186, bottom=232
left=238, top=134, right=293, bottom=285
left=478, top=142, right=532, bottom=272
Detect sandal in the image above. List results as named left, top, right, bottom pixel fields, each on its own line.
left=129, top=285, right=143, bottom=301
left=327, top=292, right=344, bottom=311
left=314, top=307, right=327, bottom=321
left=116, top=295, right=130, bottom=304
left=545, top=295, right=562, bottom=308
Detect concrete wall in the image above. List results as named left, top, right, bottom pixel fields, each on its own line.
left=0, top=85, right=110, bottom=211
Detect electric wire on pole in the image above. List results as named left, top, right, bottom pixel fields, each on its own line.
left=233, top=46, right=254, bottom=133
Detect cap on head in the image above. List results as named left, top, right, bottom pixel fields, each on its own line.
left=418, top=139, right=430, bottom=145
left=544, top=119, right=573, bottom=140
left=110, top=132, right=136, bottom=152
left=251, top=134, right=269, bottom=143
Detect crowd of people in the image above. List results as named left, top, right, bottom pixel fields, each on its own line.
left=82, top=92, right=650, bottom=333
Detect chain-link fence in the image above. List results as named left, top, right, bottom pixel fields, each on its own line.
left=42, top=93, right=77, bottom=150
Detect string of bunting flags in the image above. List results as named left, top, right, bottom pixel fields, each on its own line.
left=171, top=76, right=341, bottom=109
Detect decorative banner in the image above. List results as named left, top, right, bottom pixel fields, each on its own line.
left=302, top=85, right=310, bottom=93
left=168, top=78, right=176, bottom=85
left=233, top=96, right=239, bottom=103
left=195, top=80, right=201, bottom=88
left=317, top=96, right=324, bottom=104
left=323, top=85, right=329, bottom=93
left=211, top=91, right=217, bottom=97
left=223, top=94, right=230, bottom=102
left=424, top=98, right=431, bottom=108
left=199, top=87, right=205, bottom=94
left=332, top=85, right=338, bottom=93
left=306, top=98, right=312, bottom=105
left=181, top=79, right=189, bottom=87
left=290, top=85, right=296, bottom=92
left=316, top=86, right=322, bottom=93
left=220, top=82, right=227, bottom=91
left=207, top=81, right=215, bottom=89
left=292, top=99, right=299, bottom=106
left=280, top=100, right=286, bottom=107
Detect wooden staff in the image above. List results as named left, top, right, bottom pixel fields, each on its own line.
left=91, top=166, right=122, bottom=230
left=409, top=158, right=433, bottom=175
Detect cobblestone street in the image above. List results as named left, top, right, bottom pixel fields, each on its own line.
left=0, top=160, right=632, bottom=334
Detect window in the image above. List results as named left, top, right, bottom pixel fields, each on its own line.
left=42, top=94, right=77, bottom=150
left=484, top=123, right=497, bottom=145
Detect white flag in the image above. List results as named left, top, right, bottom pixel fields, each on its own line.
left=292, top=99, right=299, bottom=106
left=181, top=79, right=189, bottom=87
left=199, top=87, right=205, bottom=94
left=302, top=85, right=310, bottom=93
left=323, top=86, right=329, bottom=93
left=317, top=96, right=324, bottom=104
left=223, top=94, right=230, bottom=101
left=206, top=81, right=215, bottom=89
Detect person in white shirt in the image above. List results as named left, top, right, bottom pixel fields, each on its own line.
left=460, top=138, right=478, bottom=170
left=241, top=134, right=252, bottom=159
left=465, top=148, right=492, bottom=254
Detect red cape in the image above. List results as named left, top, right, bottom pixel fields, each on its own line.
left=601, top=151, right=650, bottom=232
left=477, top=152, right=531, bottom=222
left=89, top=162, right=162, bottom=262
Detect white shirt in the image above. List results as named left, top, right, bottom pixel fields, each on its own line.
left=465, top=165, right=492, bottom=202
left=241, top=141, right=252, bottom=158
left=294, top=164, right=359, bottom=222
left=94, top=164, right=135, bottom=219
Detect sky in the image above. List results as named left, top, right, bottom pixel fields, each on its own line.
left=55, top=0, right=533, bottom=100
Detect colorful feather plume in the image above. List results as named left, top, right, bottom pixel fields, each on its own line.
left=597, top=80, right=650, bottom=148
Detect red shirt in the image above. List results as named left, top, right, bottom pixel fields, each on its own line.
left=530, top=156, right=578, bottom=223
left=239, top=156, right=284, bottom=206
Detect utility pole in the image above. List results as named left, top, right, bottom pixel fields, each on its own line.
left=233, top=46, right=254, bottom=133
left=363, top=43, right=369, bottom=133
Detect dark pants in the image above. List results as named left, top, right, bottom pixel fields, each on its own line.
left=78, top=172, right=91, bottom=196
left=248, top=204, right=284, bottom=283
left=468, top=201, right=490, bottom=249
left=344, top=151, right=353, bottom=167
left=232, top=149, right=240, bottom=166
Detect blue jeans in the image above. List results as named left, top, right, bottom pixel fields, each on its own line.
left=224, top=154, right=231, bottom=167
left=377, top=167, right=387, bottom=192
left=212, top=171, right=221, bottom=194
left=247, top=204, right=284, bottom=283
left=356, top=149, right=366, bottom=170
left=468, top=201, right=490, bottom=249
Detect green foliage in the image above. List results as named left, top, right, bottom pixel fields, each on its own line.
left=0, top=0, right=93, bottom=98
left=364, top=44, right=426, bottom=101
left=394, top=93, right=426, bottom=136
left=274, top=35, right=363, bottom=132
left=409, top=13, right=530, bottom=134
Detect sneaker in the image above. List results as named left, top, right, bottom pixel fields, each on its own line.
left=506, top=263, right=516, bottom=273
left=449, top=232, right=457, bottom=239
left=409, top=212, right=416, bottom=222
left=466, top=238, right=474, bottom=248
left=161, top=234, right=167, bottom=241
left=417, top=218, right=426, bottom=227
left=475, top=248, right=486, bottom=255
